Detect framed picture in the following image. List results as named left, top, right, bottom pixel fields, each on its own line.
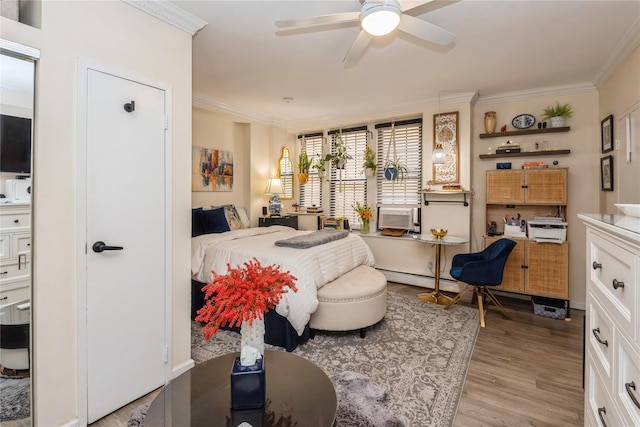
left=192, top=147, right=234, bottom=192
left=433, top=111, right=459, bottom=184
left=601, top=115, right=613, bottom=153
left=600, top=155, right=614, bottom=191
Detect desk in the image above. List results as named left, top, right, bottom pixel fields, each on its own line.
left=413, top=234, right=468, bottom=305
left=144, top=350, right=336, bottom=426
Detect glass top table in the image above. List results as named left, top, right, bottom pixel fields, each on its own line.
left=144, top=350, right=337, bottom=426
left=413, top=234, right=469, bottom=305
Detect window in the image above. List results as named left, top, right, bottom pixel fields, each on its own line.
left=376, top=118, right=422, bottom=205
left=298, top=133, right=323, bottom=208
left=329, top=126, right=368, bottom=228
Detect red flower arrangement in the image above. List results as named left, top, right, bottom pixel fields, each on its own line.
left=195, top=258, right=298, bottom=340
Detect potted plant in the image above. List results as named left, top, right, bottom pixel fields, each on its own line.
left=361, top=146, right=377, bottom=178
left=312, top=154, right=327, bottom=179
left=383, top=157, right=408, bottom=181
left=324, top=133, right=352, bottom=169
left=296, top=151, right=313, bottom=185
left=541, top=102, right=573, bottom=128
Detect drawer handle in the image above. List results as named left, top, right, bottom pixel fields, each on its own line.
left=0, top=271, right=7, bottom=275
left=592, top=328, right=608, bottom=347
left=597, top=407, right=607, bottom=427
left=625, top=381, right=640, bottom=410
left=592, top=261, right=602, bottom=270
left=0, top=296, right=7, bottom=301
left=612, top=279, right=625, bottom=290
left=13, top=219, right=19, bottom=224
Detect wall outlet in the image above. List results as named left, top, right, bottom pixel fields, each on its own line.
left=615, top=139, right=621, bottom=150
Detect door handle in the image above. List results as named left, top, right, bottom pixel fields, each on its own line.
left=92, top=241, right=124, bottom=253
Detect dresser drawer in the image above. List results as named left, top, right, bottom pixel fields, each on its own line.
left=0, top=234, right=8, bottom=260
left=588, top=230, right=637, bottom=339
left=0, top=284, right=29, bottom=309
left=617, top=333, right=640, bottom=426
left=586, top=362, right=624, bottom=427
left=10, top=233, right=30, bottom=258
left=587, top=293, right=615, bottom=383
left=0, top=259, right=30, bottom=284
left=0, top=211, right=29, bottom=229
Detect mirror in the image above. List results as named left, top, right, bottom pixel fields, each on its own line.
left=0, top=44, right=37, bottom=426
left=277, top=147, right=294, bottom=200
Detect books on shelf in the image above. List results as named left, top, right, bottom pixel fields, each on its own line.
left=522, top=161, right=548, bottom=169
left=441, top=184, right=463, bottom=192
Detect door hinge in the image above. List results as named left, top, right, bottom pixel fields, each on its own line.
left=163, top=115, right=168, bottom=130
left=163, top=345, right=169, bottom=363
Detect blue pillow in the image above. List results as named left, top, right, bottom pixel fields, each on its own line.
left=192, top=208, right=205, bottom=237
left=198, top=207, right=231, bottom=234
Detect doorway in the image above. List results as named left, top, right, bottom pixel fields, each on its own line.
left=77, top=63, right=170, bottom=423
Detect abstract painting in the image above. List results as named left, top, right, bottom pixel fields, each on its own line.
left=192, top=147, right=233, bottom=192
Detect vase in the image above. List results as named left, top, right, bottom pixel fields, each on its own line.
left=360, top=218, right=370, bottom=234
left=484, top=111, right=497, bottom=134
left=240, top=318, right=265, bottom=355
left=550, top=116, right=565, bottom=128
left=364, top=168, right=375, bottom=178
left=384, top=167, right=397, bottom=180
left=298, top=172, right=309, bottom=185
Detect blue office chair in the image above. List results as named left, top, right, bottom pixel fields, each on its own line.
left=444, top=238, right=517, bottom=327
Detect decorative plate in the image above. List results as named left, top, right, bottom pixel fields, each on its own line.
left=512, top=114, right=536, bottom=129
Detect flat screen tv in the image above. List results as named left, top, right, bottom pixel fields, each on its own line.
left=0, top=114, right=32, bottom=174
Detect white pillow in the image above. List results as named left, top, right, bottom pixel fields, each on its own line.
left=236, top=207, right=251, bottom=228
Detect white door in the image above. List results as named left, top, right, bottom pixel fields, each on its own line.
left=85, top=69, right=166, bottom=423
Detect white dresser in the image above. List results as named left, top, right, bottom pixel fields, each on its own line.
left=0, top=202, right=31, bottom=308
left=579, top=213, right=640, bottom=426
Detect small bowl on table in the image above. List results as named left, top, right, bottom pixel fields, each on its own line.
left=430, top=228, right=448, bottom=239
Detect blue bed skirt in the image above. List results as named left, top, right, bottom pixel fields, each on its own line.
left=191, top=279, right=310, bottom=352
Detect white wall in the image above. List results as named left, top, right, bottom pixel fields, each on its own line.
left=2, top=1, right=193, bottom=425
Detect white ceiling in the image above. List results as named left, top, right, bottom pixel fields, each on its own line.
left=172, top=0, right=640, bottom=127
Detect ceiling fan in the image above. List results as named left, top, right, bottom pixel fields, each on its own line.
left=275, top=0, right=456, bottom=66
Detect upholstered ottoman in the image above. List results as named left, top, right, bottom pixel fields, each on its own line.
left=310, top=265, right=387, bottom=338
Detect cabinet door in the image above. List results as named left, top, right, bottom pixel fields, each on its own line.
left=486, top=170, right=524, bottom=204
left=525, top=241, right=569, bottom=298
left=524, top=169, right=567, bottom=204
left=485, top=236, right=525, bottom=292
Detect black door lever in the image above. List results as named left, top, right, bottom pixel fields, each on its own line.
left=92, top=241, right=124, bottom=253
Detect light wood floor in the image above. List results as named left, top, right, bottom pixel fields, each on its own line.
left=90, top=283, right=584, bottom=427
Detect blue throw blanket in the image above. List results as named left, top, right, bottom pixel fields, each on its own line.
left=274, top=229, right=350, bottom=249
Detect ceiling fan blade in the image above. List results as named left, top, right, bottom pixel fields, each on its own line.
left=276, top=12, right=360, bottom=29
left=397, top=14, right=456, bottom=45
left=343, top=30, right=372, bottom=67
left=398, top=0, right=434, bottom=13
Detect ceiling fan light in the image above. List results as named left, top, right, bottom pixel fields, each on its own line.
left=361, top=4, right=401, bottom=36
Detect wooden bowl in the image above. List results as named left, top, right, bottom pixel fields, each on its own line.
left=430, top=228, right=448, bottom=239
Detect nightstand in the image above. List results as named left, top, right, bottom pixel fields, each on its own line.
left=258, top=216, right=298, bottom=230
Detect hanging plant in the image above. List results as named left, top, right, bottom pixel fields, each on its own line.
left=383, top=121, right=408, bottom=181
left=296, top=151, right=313, bottom=185
left=361, top=144, right=377, bottom=178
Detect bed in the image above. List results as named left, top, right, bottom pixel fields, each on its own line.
left=191, top=206, right=375, bottom=351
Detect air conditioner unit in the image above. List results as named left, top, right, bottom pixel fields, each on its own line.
left=377, top=205, right=420, bottom=233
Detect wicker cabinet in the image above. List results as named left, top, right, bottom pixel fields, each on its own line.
left=484, top=168, right=569, bottom=302
left=486, top=168, right=567, bottom=205
left=484, top=236, right=569, bottom=298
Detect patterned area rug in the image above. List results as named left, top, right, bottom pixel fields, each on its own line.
left=0, top=374, right=30, bottom=422
left=192, top=291, right=480, bottom=427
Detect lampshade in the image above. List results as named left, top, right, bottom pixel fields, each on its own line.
left=361, top=1, right=401, bottom=36
left=432, top=144, right=446, bottom=164
left=264, top=177, right=284, bottom=195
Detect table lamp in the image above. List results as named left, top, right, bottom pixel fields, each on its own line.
left=264, top=177, right=284, bottom=216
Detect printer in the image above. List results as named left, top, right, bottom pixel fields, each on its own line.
left=527, top=217, right=567, bottom=243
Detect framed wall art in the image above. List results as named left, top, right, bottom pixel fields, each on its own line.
left=601, top=114, right=613, bottom=153
left=192, top=147, right=234, bottom=192
left=433, top=111, right=459, bottom=184
left=600, top=155, right=614, bottom=191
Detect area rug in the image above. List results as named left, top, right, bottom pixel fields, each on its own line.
left=0, top=375, right=30, bottom=422
left=192, top=291, right=480, bottom=427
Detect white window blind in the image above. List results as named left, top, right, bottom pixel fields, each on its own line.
left=376, top=119, right=422, bottom=205
left=329, top=127, right=368, bottom=228
left=299, top=133, right=323, bottom=209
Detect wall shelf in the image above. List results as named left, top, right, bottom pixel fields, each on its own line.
left=421, top=190, right=472, bottom=206
left=479, top=126, right=570, bottom=139
left=479, top=149, right=571, bottom=159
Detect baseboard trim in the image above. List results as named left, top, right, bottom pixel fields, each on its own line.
left=172, top=358, right=195, bottom=379
left=377, top=268, right=461, bottom=293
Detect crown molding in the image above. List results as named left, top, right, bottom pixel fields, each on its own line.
left=475, top=82, right=596, bottom=106
left=192, top=94, right=288, bottom=128
left=593, top=16, right=640, bottom=88
left=122, top=0, right=207, bottom=36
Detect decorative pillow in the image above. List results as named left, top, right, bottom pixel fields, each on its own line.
left=221, top=204, right=245, bottom=230
left=236, top=207, right=251, bottom=229
left=192, top=207, right=205, bottom=237
left=197, top=207, right=231, bottom=234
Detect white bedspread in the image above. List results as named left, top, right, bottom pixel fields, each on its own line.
left=191, top=226, right=375, bottom=335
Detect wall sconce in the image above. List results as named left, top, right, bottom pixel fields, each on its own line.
left=264, top=177, right=284, bottom=216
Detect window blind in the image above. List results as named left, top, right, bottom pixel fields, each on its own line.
left=328, top=127, right=368, bottom=228
left=376, top=119, right=422, bottom=206
left=299, top=133, right=323, bottom=209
